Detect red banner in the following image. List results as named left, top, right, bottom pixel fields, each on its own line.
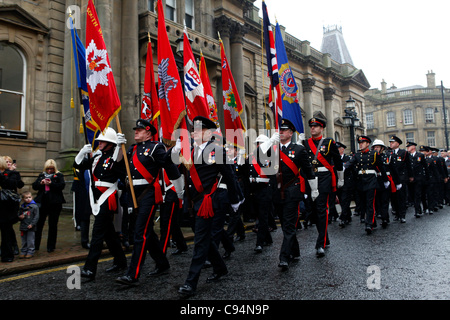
left=220, top=39, right=245, bottom=149
left=141, top=35, right=160, bottom=141
left=85, top=0, right=121, bottom=133
left=199, top=52, right=220, bottom=130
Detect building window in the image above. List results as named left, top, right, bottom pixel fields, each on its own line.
left=425, top=107, right=435, bottom=123
left=386, top=111, right=396, bottom=127
left=405, top=132, right=414, bottom=144
left=0, top=42, right=26, bottom=132
left=185, top=0, right=195, bottom=29
left=165, top=0, right=176, bottom=22
left=147, top=0, right=156, bottom=12
left=366, top=112, right=374, bottom=129
left=427, top=131, right=436, bottom=147
left=403, top=109, right=413, bottom=125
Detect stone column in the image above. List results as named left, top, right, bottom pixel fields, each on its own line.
left=120, top=0, right=139, bottom=135
left=324, top=87, right=336, bottom=138
left=214, top=15, right=232, bottom=64
left=301, top=77, right=316, bottom=123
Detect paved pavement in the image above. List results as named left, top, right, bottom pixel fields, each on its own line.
left=0, top=210, right=200, bottom=276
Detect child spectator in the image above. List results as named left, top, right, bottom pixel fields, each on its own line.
left=18, top=191, right=39, bottom=258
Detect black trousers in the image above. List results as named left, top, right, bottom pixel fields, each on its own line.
left=411, top=179, right=426, bottom=214
left=339, top=186, right=354, bottom=222
left=83, top=204, right=126, bottom=275
left=184, top=197, right=228, bottom=290
left=426, top=182, right=439, bottom=210
left=311, top=192, right=330, bottom=250
left=0, top=222, right=15, bottom=261
left=126, top=191, right=169, bottom=280
left=159, top=199, right=187, bottom=253
left=275, top=198, right=300, bottom=262
left=375, top=186, right=391, bottom=222
left=391, top=182, right=408, bottom=218
left=35, top=202, right=62, bottom=251
left=358, top=188, right=376, bottom=227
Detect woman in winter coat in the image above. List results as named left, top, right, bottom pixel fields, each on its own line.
left=32, top=159, right=66, bottom=252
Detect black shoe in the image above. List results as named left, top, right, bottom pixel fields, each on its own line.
left=235, top=235, right=245, bottom=242
left=47, top=248, right=54, bottom=253
left=115, top=275, right=139, bottom=286
left=202, top=260, right=212, bottom=269
left=400, top=218, right=406, bottom=223
left=254, top=245, right=263, bottom=253
left=206, top=270, right=228, bottom=283
left=414, top=212, right=422, bottom=218
left=81, top=242, right=90, bottom=249
left=278, top=261, right=289, bottom=271
left=381, top=220, right=388, bottom=228
left=148, top=265, right=169, bottom=277
left=178, top=284, right=196, bottom=297
left=339, top=220, right=346, bottom=228
left=81, top=269, right=95, bottom=280
left=316, top=247, right=325, bottom=258
left=222, top=251, right=232, bottom=259
left=105, top=264, right=127, bottom=273
left=365, top=226, right=372, bottom=235
left=172, top=248, right=188, bottom=255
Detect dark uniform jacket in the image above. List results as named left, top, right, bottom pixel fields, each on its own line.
left=409, top=151, right=429, bottom=181
left=187, top=140, right=239, bottom=210
left=346, top=149, right=388, bottom=191
left=127, top=140, right=181, bottom=199
left=242, top=146, right=276, bottom=199
left=304, top=137, right=342, bottom=193
left=386, top=148, right=412, bottom=184
left=436, top=156, right=448, bottom=180
left=425, top=155, right=440, bottom=184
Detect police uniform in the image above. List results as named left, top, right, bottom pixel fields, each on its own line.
left=424, top=146, right=440, bottom=212
left=334, top=143, right=354, bottom=227
left=74, top=128, right=127, bottom=280
left=434, top=148, right=448, bottom=208
left=346, top=136, right=388, bottom=233
left=178, top=116, right=240, bottom=297
left=387, top=135, right=412, bottom=222
left=116, top=119, right=182, bottom=286
left=407, top=142, right=429, bottom=217
left=243, top=135, right=276, bottom=253
left=304, top=118, right=343, bottom=254
left=273, top=119, right=314, bottom=267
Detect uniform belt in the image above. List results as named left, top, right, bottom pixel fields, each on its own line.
left=314, top=167, right=329, bottom=172
left=377, top=171, right=390, bottom=176
left=249, top=177, right=270, bottom=183
left=165, top=183, right=174, bottom=192
left=218, top=183, right=227, bottom=189
left=94, top=181, right=115, bottom=188
left=132, top=179, right=150, bottom=186
left=359, top=169, right=377, bottom=175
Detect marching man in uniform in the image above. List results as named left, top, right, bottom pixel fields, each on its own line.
left=74, top=127, right=128, bottom=281
left=177, top=116, right=241, bottom=297
left=304, top=118, right=343, bottom=257
left=116, top=119, right=184, bottom=286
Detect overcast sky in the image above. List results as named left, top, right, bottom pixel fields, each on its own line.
left=255, top=0, right=450, bottom=90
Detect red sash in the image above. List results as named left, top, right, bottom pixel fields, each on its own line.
left=189, top=149, right=218, bottom=219
left=251, top=155, right=268, bottom=178
left=279, top=148, right=306, bottom=193
left=132, top=145, right=163, bottom=204
left=308, top=138, right=336, bottom=192
left=92, top=175, right=117, bottom=212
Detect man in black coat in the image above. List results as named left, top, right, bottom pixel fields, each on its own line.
left=387, top=135, right=413, bottom=223
left=406, top=142, right=429, bottom=217
left=177, top=116, right=241, bottom=297
left=304, top=118, right=343, bottom=257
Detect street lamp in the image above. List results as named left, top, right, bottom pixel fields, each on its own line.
left=343, top=95, right=360, bottom=153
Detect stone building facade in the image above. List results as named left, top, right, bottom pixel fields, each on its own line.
left=0, top=0, right=369, bottom=204
left=365, top=71, right=450, bottom=149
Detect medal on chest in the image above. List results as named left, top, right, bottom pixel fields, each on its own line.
left=208, top=151, right=216, bottom=164
left=103, top=157, right=111, bottom=168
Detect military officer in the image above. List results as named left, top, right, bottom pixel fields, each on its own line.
left=434, top=148, right=448, bottom=208
left=335, top=143, right=355, bottom=228
left=177, top=116, right=241, bottom=297
left=243, top=134, right=277, bottom=254
left=347, top=136, right=389, bottom=233
left=423, top=146, right=440, bottom=213
left=74, top=127, right=128, bottom=280
left=406, top=142, right=429, bottom=217
left=387, top=135, right=413, bottom=223
left=116, top=119, right=184, bottom=286
left=442, top=150, right=450, bottom=205
left=304, top=118, right=343, bottom=256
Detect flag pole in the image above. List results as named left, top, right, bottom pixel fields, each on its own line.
left=114, top=114, right=138, bottom=209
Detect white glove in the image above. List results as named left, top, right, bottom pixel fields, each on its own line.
left=396, top=184, right=402, bottom=190
left=260, top=132, right=280, bottom=154
left=231, top=202, right=240, bottom=212
left=171, top=176, right=185, bottom=199
left=75, top=144, right=92, bottom=164
left=171, top=138, right=182, bottom=154
left=384, top=181, right=390, bottom=189
left=127, top=207, right=133, bottom=214
left=308, top=178, right=319, bottom=201
left=117, top=133, right=127, bottom=145
left=337, top=170, right=344, bottom=188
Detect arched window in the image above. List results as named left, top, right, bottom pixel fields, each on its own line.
left=0, top=42, right=26, bottom=132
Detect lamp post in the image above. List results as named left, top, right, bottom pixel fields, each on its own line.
left=342, top=95, right=360, bottom=153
